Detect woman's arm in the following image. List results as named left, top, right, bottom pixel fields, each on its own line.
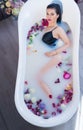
left=54, top=27, right=71, bottom=54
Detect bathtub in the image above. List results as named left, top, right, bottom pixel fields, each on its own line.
left=15, top=0, right=80, bottom=127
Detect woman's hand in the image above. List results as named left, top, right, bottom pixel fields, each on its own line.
left=45, top=51, right=57, bottom=57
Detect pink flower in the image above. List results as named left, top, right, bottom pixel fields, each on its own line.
left=63, top=71, right=71, bottom=79
left=42, top=19, right=49, bottom=27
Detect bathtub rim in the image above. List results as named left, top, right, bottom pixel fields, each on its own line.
left=14, top=0, right=81, bottom=127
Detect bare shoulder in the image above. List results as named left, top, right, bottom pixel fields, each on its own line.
left=53, top=26, right=66, bottom=39
left=53, top=26, right=65, bottom=36
left=57, top=26, right=65, bottom=33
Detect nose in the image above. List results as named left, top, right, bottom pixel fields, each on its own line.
left=48, top=14, right=51, bottom=17
left=47, top=15, right=51, bottom=19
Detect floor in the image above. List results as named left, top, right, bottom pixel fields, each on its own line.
left=0, top=2, right=83, bottom=130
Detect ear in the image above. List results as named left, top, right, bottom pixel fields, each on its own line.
left=57, top=14, right=59, bottom=19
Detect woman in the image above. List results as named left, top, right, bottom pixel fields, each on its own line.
left=37, top=3, right=71, bottom=99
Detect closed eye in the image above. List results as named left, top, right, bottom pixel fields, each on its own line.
left=46, top=13, right=49, bottom=15
left=51, top=13, right=55, bottom=16
left=46, top=13, right=55, bottom=16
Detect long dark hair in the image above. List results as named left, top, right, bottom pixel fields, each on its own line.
left=47, top=3, right=62, bottom=23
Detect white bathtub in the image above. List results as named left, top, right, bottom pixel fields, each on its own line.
left=15, top=0, right=80, bottom=127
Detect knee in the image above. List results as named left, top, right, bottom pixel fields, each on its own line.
left=36, top=71, right=42, bottom=81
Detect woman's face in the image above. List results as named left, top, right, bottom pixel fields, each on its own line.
left=46, top=8, right=59, bottom=25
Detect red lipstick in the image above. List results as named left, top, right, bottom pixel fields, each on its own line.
left=48, top=19, right=51, bottom=21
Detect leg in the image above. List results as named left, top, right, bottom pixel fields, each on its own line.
left=37, top=55, right=61, bottom=98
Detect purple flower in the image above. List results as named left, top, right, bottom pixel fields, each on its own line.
left=58, top=62, right=62, bottom=67
left=27, top=104, right=32, bottom=109
left=57, top=108, right=62, bottom=113
left=52, top=103, right=56, bottom=108
left=39, top=25, right=44, bottom=31
left=57, top=95, right=63, bottom=99
left=24, top=81, right=28, bottom=85
left=24, top=89, right=29, bottom=94
left=51, top=112, right=56, bottom=116
left=39, top=103, right=46, bottom=110
left=54, top=78, right=60, bottom=83
left=36, top=99, right=42, bottom=105
left=27, top=100, right=33, bottom=104
left=62, top=51, right=67, bottom=53
left=57, top=103, right=61, bottom=107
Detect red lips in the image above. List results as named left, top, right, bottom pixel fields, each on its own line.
left=47, top=19, right=51, bottom=21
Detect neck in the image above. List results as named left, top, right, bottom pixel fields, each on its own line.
left=48, top=22, right=57, bottom=28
